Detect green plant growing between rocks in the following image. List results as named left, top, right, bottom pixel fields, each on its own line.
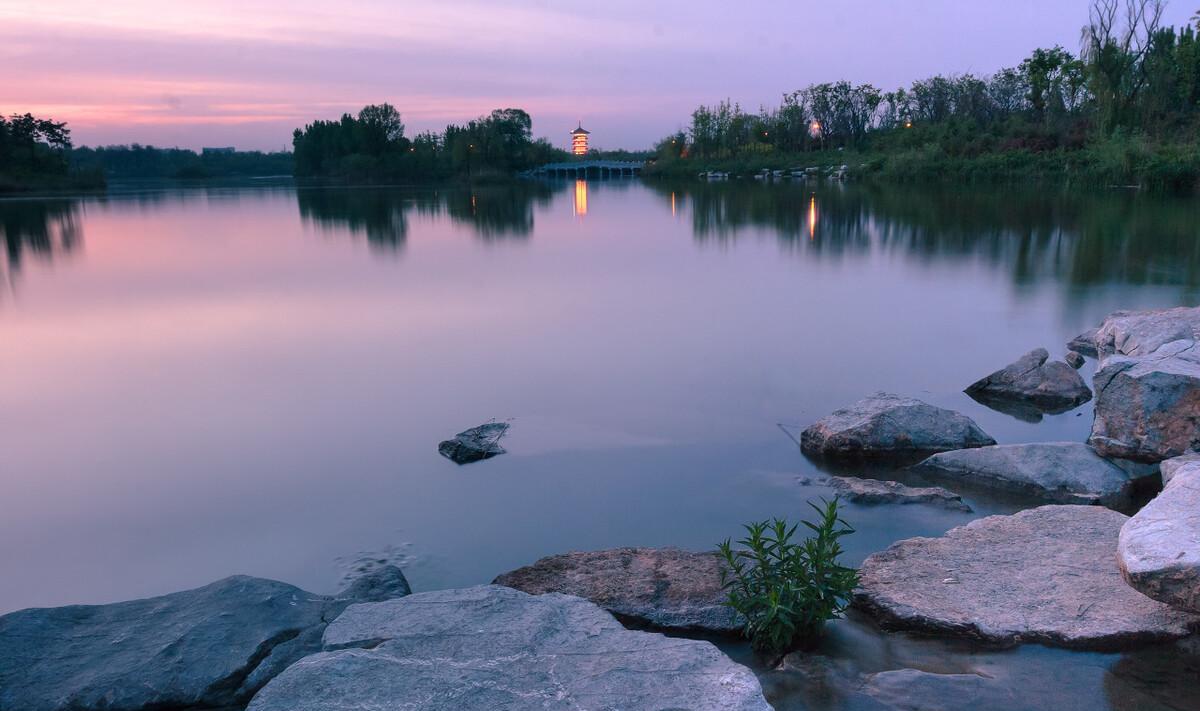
left=717, top=499, right=858, bottom=655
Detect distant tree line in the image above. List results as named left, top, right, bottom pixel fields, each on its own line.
left=0, top=113, right=104, bottom=191
left=70, top=145, right=293, bottom=179
left=292, top=104, right=567, bottom=181
left=653, top=0, right=1200, bottom=188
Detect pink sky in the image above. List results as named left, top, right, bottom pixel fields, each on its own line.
left=2, top=1, right=1196, bottom=151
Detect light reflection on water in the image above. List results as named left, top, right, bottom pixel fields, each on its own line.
left=2, top=178, right=1199, bottom=710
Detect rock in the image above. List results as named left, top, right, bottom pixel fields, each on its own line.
left=1065, top=350, right=1086, bottom=369
left=1092, top=306, right=1200, bottom=358
left=493, top=547, right=741, bottom=634
left=1160, top=452, right=1200, bottom=485
left=246, top=585, right=771, bottom=711
left=438, top=422, right=508, bottom=464
left=0, top=567, right=410, bottom=711
left=1068, top=328, right=1100, bottom=358
left=862, top=669, right=1014, bottom=711
left=854, top=506, right=1200, bottom=649
left=910, top=442, right=1155, bottom=508
left=965, top=348, right=1091, bottom=411
left=1089, top=339, right=1200, bottom=462
left=1118, top=462, right=1200, bottom=613
left=800, top=392, right=995, bottom=459
left=826, top=476, right=971, bottom=512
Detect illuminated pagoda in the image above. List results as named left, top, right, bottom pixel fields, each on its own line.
left=571, top=123, right=590, bottom=156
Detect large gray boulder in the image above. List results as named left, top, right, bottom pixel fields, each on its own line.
left=493, top=547, right=741, bottom=634
left=801, top=392, right=995, bottom=459
left=1092, top=306, right=1200, bottom=358
left=1118, top=462, right=1200, bottom=613
left=965, top=348, right=1091, bottom=412
left=247, top=585, right=771, bottom=711
left=1089, top=339, right=1200, bottom=462
left=826, top=476, right=971, bottom=512
left=0, top=568, right=410, bottom=711
left=854, top=506, right=1200, bottom=650
left=910, top=442, right=1155, bottom=508
left=438, top=422, right=508, bottom=464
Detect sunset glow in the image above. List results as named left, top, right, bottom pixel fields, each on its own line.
left=5, top=0, right=1190, bottom=151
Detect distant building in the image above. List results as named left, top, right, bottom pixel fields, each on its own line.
left=570, top=124, right=590, bottom=156
left=202, top=147, right=236, bottom=155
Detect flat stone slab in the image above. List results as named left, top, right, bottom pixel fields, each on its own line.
left=0, top=567, right=410, bottom=711
left=1119, top=462, right=1200, bottom=612
left=801, top=392, right=995, bottom=459
left=854, top=506, right=1200, bottom=650
left=493, top=547, right=741, bottom=634
left=826, top=476, right=971, bottom=512
left=910, top=442, right=1154, bottom=508
left=246, top=585, right=771, bottom=711
left=966, top=348, right=1092, bottom=412
left=1093, top=306, right=1200, bottom=358
left=1090, top=339, right=1200, bottom=462
left=1161, top=452, right=1200, bottom=485
left=438, top=422, right=508, bottom=464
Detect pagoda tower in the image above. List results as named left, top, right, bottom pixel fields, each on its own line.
left=571, top=123, right=590, bottom=156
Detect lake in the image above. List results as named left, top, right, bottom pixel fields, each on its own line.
left=2, top=178, right=1198, bottom=709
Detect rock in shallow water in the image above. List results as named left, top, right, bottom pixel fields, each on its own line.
left=1065, top=350, right=1086, bottom=369
left=965, top=348, right=1091, bottom=412
left=493, top=547, right=741, bottom=634
left=438, top=422, right=508, bottom=464
left=1118, top=462, right=1200, bottom=613
left=246, top=585, right=771, bottom=711
left=1089, top=339, right=1200, bottom=462
left=909, top=442, right=1155, bottom=508
left=0, top=567, right=410, bottom=711
left=1092, top=306, right=1200, bottom=358
left=800, top=392, right=995, bottom=459
left=826, top=476, right=971, bottom=512
left=853, top=506, right=1200, bottom=650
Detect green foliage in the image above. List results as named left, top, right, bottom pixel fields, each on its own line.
left=717, top=500, right=858, bottom=655
left=0, top=113, right=104, bottom=191
left=292, top=104, right=567, bottom=182
left=649, top=2, right=1200, bottom=191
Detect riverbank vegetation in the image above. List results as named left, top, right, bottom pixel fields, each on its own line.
left=648, top=0, right=1200, bottom=190
left=291, top=104, right=566, bottom=182
left=0, top=114, right=105, bottom=192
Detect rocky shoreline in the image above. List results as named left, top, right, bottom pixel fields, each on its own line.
left=4, top=304, right=1200, bottom=709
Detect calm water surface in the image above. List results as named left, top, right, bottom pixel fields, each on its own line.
left=3, top=179, right=1199, bottom=709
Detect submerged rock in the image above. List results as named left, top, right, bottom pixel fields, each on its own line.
left=965, top=348, right=1091, bottom=411
left=246, top=585, right=771, bottom=711
left=0, top=567, right=410, bottom=711
left=862, top=669, right=1014, bottom=711
left=826, top=476, right=971, bottom=512
left=910, top=442, right=1155, bottom=508
left=854, top=506, right=1200, bottom=650
left=1160, top=452, right=1200, bottom=485
left=493, top=547, right=741, bottom=634
left=1090, top=339, right=1200, bottom=462
left=1118, top=462, right=1200, bottom=613
left=438, top=421, right=508, bottom=464
left=800, top=392, right=995, bottom=459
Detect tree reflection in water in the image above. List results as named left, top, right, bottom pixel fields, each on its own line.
left=0, top=198, right=82, bottom=283
left=651, top=181, right=1200, bottom=294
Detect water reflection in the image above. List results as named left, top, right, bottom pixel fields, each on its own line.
left=574, top=180, right=588, bottom=218
left=298, top=182, right=561, bottom=249
left=651, top=181, right=1200, bottom=293
left=0, top=199, right=83, bottom=282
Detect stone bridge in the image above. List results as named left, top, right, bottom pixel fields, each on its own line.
left=530, top=160, right=644, bottom=178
